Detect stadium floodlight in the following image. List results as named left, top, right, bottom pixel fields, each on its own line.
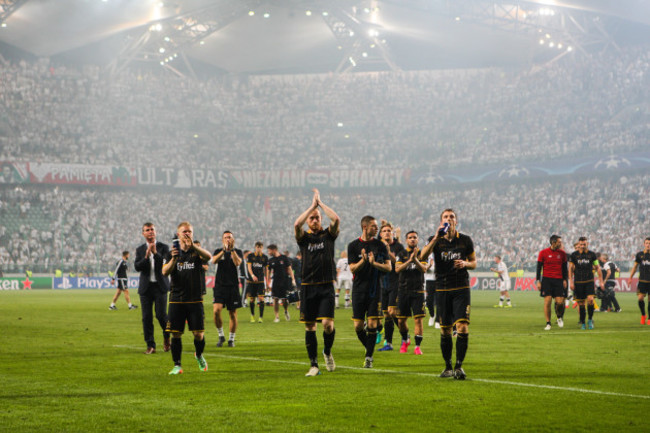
left=248, top=11, right=254, bottom=16
left=348, top=56, right=356, bottom=67
left=164, top=36, right=170, bottom=42
left=545, top=33, right=551, bottom=39
left=263, top=12, right=270, bottom=18
left=455, top=16, right=460, bottom=21
left=322, top=11, right=328, bottom=16
left=557, top=43, right=563, bottom=49
left=567, top=46, right=573, bottom=52
left=305, top=10, right=312, bottom=16
left=368, top=29, right=379, bottom=37
left=199, top=40, right=205, bottom=45
left=0, top=23, right=6, bottom=28
left=539, top=39, right=545, bottom=44
left=549, top=42, right=554, bottom=47
left=349, top=30, right=354, bottom=37
left=337, top=122, right=343, bottom=127
left=362, top=52, right=368, bottom=57
left=159, top=47, right=165, bottom=53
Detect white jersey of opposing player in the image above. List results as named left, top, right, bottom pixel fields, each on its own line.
left=336, top=258, right=352, bottom=290
left=425, top=255, right=435, bottom=281
left=496, top=261, right=511, bottom=290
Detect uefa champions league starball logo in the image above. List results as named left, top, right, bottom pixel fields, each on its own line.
left=594, top=155, right=631, bottom=170
left=498, top=165, right=530, bottom=178
left=418, top=173, right=445, bottom=184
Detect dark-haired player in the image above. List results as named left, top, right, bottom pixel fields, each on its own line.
left=569, top=237, right=603, bottom=330
left=378, top=221, right=404, bottom=352
left=536, top=235, right=568, bottom=331
left=295, top=189, right=340, bottom=376
left=395, top=231, right=427, bottom=355
left=162, top=222, right=212, bottom=375
left=420, top=208, right=476, bottom=380
left=348, top=215, right=391, bottom=368
left=211, top=231, right=243, bottom=347
left=109, top=250, right=137, bottom=310
left=134, top=222, right=171, bottom=354
left=246, top=242, right=268, bottom=323
left=629, top=237, right=650, bottom=325
left=268, top=244, right=295, bottom=322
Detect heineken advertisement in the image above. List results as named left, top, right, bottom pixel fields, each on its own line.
left=0, top=277, right=52, bottom=290
left=1, top=151, right=648, bottom=190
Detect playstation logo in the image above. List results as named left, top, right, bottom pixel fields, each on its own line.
left=57, top=277, right=73, bottom=289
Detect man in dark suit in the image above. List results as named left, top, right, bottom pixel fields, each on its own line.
left=134, top=222, right=171, bottom=354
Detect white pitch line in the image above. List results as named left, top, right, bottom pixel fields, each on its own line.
left=113, top=344, right=650, bottom=400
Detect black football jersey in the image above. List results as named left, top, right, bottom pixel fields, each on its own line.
left=296, top=228, right=337, bottom=285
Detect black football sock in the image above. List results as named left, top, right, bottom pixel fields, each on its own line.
left=356, top=328, right=367, bottom=346
left=440, top=334, right=453, bottom=370
left=587, top=304, right=595, bottom=320
left=639, top=299, right=646, bottom=316
left=365, top=328, right=377, bottom=358
left=415, top=334, right=423, bottom=347
left=455, top=332, right=468, bottom=369
left=323, top=329, right=335, bottom=356
left=259, top=302, right=264, bottom=318
left=194, top=337, right=205, bottom=357
left=249, top=300, right=255, bottom=316
left=384, top=318, right=394, bottom=344
left=399, top=329, right=409, bottom=342
left=579, top=305, right=586, bottom=324
left=555, top=302, right=565, bottom=319
left=305, top=330, right=318, bottom=367
left=171, top=337, right=182, bottom=366
left=377, top=323, right=383, bottom=334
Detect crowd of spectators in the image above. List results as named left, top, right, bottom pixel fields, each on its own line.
left=1, top=172, right=647, bottom=275
left=0, top=44, right=648, bottom=171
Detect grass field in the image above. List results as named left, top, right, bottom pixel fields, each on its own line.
left=1, top=289, right=648, bottom=433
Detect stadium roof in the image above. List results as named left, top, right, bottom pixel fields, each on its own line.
left=0, top=0, right=648, bottom=75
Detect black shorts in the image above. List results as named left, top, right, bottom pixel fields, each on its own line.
left=166, top=302, right=205, bottom=333
left=574, top=281, right=595, bottom=301
left=299, top=282, right=335, bottom=323
left=213, top=284, right=242, bottom=310
left=116, top=278, right=128, bottom=291
left=425, top=280, right=437, bottom=296
left=246, top=282, right=265, bottom=298
left=540, top=278, right=565, bottom=298
left=396, top=291, right=426, bottom=319
left=352, top=289, right=382, bottom=322
left=381, top=286, right=398, bottom=313
left=638, top=281, right=650, bottom=295
left=437, top=288, right=470, bottom=328
left=272, top=282, right=290, bottom=299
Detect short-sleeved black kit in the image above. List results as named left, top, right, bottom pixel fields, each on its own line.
left=166, top=248, right=206, bottom=333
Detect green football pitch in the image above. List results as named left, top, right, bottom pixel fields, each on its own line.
left=1, top=289, right=648, bottom=432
